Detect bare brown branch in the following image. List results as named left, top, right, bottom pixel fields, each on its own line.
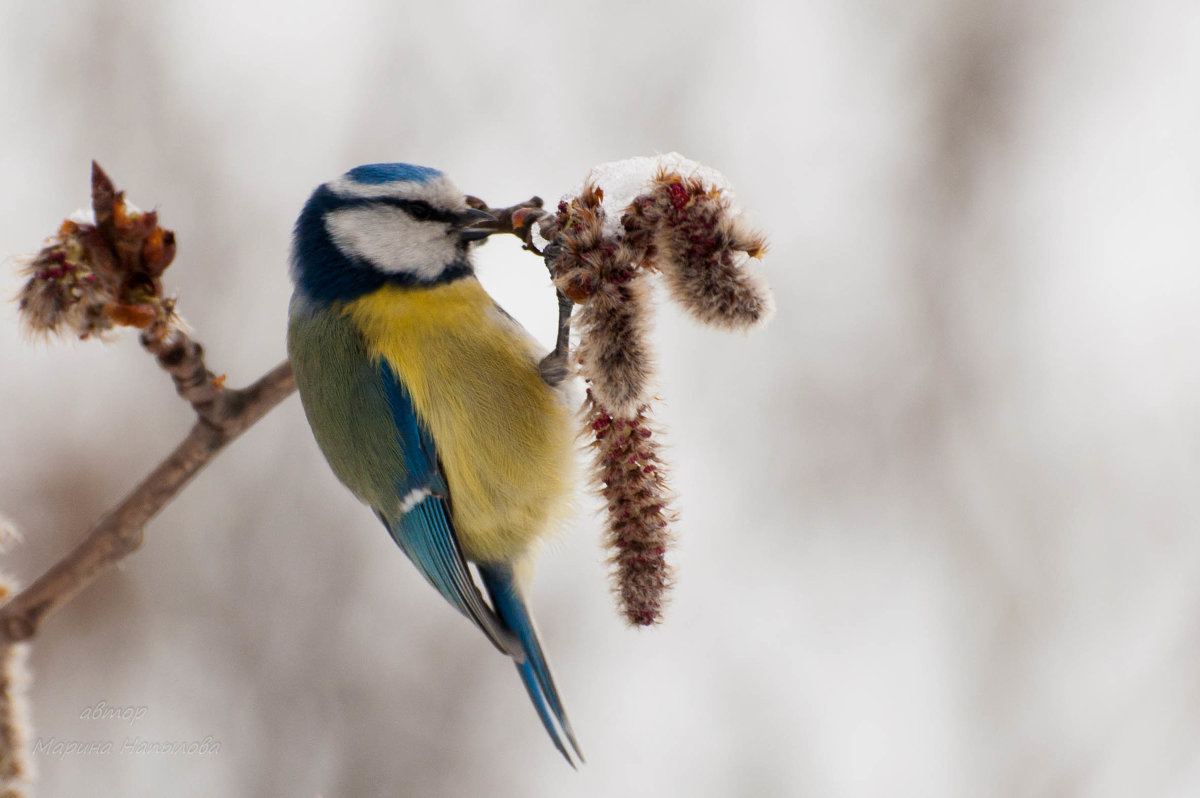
left=0, top=643, right=30, bottom=796
left=0, top=535, right=30, bottom=796
left=0, top=357, right=295, bottom=643
left=0, top=360, right=295, bottom=644
left=5, top=164, right=301, bottom=643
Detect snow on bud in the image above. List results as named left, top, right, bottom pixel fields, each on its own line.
left=577, top=152, right=735, bottom=238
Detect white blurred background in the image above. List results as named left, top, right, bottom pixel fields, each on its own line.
left=2, top=1, right=1200, bottom=795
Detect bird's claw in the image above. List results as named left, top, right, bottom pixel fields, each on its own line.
left=539, top=350, right=571, bottom=387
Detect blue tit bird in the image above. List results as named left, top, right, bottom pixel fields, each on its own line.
left=286, top=163, right=582, bottom=765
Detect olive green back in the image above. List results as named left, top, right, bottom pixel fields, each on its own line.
left=287, top=295, right=406, bottom=514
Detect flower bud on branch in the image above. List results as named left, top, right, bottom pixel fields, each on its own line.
left=17, top=162, right=177, bottom=340
left=14, top=163, right=236, bottom=422
left=2, top=164, right=296, bottom=649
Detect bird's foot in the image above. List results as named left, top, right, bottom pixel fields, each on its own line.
left=539, top=350, right=572, bottom=387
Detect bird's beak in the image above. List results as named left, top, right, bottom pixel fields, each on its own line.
left=455, top=207, right=500, bottom=242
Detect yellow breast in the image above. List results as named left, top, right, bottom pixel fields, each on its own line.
left=345, top=279, right=574, bottom=564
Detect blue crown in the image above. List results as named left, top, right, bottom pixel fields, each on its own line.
left=345, top=163, right=441, bottom=185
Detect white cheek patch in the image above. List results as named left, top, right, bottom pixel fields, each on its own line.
left=325, top=205, right=460, bottom=279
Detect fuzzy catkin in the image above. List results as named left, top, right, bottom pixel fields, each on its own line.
left=574, top=276, right=653, bottom=417
left=587, top=395, right=674, bottom=626
left=548, top=188, right=675, bottom=624
left=550, top=162, right=773, bottom=627
left=16, top=222, right=115, bottom=339
left=624, top=171, right=774, bottom=332
left=549, top=186, right=656, bottom=418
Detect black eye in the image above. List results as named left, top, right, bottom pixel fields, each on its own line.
left=406, top=201, right=434, bottom=221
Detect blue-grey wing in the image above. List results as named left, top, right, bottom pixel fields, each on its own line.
left=288, top=298, right=517, bottom=657
left=376, top=359, right=520, bottom=659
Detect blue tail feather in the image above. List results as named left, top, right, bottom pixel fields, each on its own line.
left=478, top=564, right=584, bottom=767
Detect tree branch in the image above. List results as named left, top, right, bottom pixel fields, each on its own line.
left=0, top=358, right=295, bottom=643
left=4, top=164, right=302, bottom=644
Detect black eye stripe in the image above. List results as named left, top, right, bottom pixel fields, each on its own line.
left=406, top=201, right=433, bottom=220
left=355, top=196, right=458, bottom=224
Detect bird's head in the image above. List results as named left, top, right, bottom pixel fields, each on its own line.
left=290, top=163, right=497, bottom=305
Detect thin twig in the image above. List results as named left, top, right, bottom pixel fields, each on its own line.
left=466, top=196, right=576, bottom=384
left=3, top=163, right=302, bottom=645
